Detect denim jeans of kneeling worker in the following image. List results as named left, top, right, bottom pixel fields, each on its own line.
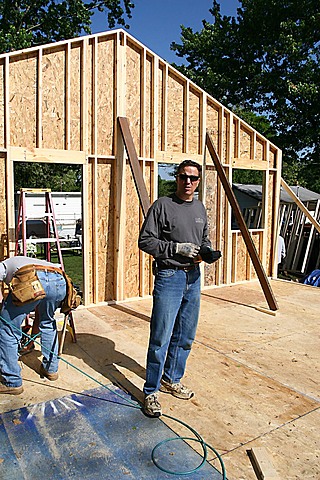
left=0, top=270, right=66, bottom=387
left=143, top=266, right=201, bottom=396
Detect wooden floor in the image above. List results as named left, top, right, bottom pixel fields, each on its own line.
left=1, top=279, right=319, bottom=479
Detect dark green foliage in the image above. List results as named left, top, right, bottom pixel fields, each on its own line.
left=0, top=0, right=134, bottom=53
left=14, top=163, right=82, bottom=191
left=158, top=176, right=176, bottom=197
left=171, top=0, right=320, bottom=192
left=232, top=169, right=263, bottom=185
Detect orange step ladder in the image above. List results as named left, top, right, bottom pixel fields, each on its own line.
left=15, top=188, right=77, bottom=355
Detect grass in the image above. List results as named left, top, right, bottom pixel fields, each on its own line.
left=35, top=248, right=83, bottom=294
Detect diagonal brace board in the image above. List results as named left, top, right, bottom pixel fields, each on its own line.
left=281, top=178, right=320, bottom=234
left=117, top=117, right=151, bottom=218
left=206, top=132, right=278, bottom=311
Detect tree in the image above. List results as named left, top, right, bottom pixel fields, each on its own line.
left=14, top=163, right=82, bottom=191
left=158, top=177, right=176, bottom=198
left=171, top=0, right=320, bottom=192
left=1, top=1, right=134, bottom=191
left=0, top=0, right=134, bottom=53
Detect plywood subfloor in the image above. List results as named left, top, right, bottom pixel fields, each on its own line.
left=0, top=279, right=319, bottom=479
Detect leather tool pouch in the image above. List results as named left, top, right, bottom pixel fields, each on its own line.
left=60, top=272, right=81, bottom=314
left=10, top=265, right=46, bottom=306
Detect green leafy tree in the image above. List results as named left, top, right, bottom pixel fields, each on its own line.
left=14, top=163, right=82, bottom=191
left=0, top=0, right=134, bottom=53
left=1, top=1, right=133, bottom=190
left=158, top=176, right=176, bottom=197
left=171, top=0, right=320, bottom=192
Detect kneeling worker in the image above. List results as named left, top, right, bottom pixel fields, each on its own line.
left=138, top=160, right=221, bottom=417
left=0, top=256, right=67, bottom=394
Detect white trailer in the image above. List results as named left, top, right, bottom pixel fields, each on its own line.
left=15, top=191, right=82, bottom=239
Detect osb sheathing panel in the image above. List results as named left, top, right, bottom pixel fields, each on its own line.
left=97, top=160, right=114, bottom=302
left=70, top=45, right=81, bottom=151
left=0, top=62, right=5, bottom=148
left=42, top=48, right=65, bottom=149
left=206, top=101, right=219, bottom=149
left=157, top=66, right=164, bottom=150
left=167, top=72, right=184, bottom=151
left=269, top=147, right=277, bottom=169
left=223, top=113, right=228, bottom=162
left=126, top=42, right=141, bottom=155
left=9, top=54, right=37, bottom=147
left=0, top=155, right=7, bottom=260
left=235, top=233, right=247, bottom=281
left=87, top=159, right=94, bottom=302
left=232, top=119, right=237, bottom=157
left=145, top=56, right=153, bottom=158
left=124, top=163, right=140, bottom=298
left=204, top=167, right=218, bottom=286
left=188, top=88, right=201, bottom=155
left=266, top=171, right=276, bottom=275
left=219, top=189, right=228, bottom=284
left=239, top=126, right=251, bottom=159
left=86, top=41, right=93, bottom=153
left=256, top=137, right=264, bottom=161
left=250, top=231, right=262, bottom=280
left=143, top=162, right=152, bottom=294
left=97, top=37, right=115, bottom=156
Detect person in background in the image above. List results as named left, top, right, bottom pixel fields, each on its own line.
left=138, top=159, right=221, bottom=417
left=75, top=218, right=82, bottom=247
left=278, top=235, right=286, bottom=275
left=0, top=256, right=66, bottom=394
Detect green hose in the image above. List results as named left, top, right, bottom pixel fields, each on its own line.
left=0, top=314, right=226, bottom=478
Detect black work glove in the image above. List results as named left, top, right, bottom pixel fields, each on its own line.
left=199, top=246, right=222, bottom=264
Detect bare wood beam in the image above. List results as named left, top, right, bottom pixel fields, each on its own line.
left=206, top=132, right=278, bottom=311
left=247, top=447, right=280, bottom=480
left=9, top=147, right=85, bottom=164
left=281, top=178, right=320, bottom=233
left=155, top=150, right=203, bottom=164
left=117, top=117, right=151, bottom=218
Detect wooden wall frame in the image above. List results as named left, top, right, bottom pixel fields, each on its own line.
left=5, top=148, right=89, bottom=303
left=0, top=29, right=282, bottom=306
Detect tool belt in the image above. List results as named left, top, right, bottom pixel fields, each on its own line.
left=9, top=263, right=80, bottom=312
left=10, top=264, right=47, bottom=306
left=60, top=271, right=81, bottom=313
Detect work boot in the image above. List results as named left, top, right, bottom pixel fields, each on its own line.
left=160, top=379, right=194, bottom=399
left=143, top=392, right=162, bottom=417
left=19, top=342, right=35, bottom=356
left=0, top=383, right=24, bottom=395
left=39, top=364, right=59, bottom=381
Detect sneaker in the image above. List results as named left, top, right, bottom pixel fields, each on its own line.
left=143, top=393, right=162, bottom=417
left=0, top=383, right=24, bottom=395
left=39, top=364, right=59, bottom=381
left=160, top=379, right=194, bottom=399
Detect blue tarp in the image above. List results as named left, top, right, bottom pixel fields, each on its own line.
left=0, top=385, right=224, bottom=479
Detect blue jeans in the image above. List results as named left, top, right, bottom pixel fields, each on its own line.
left=143, top=266, right=201, bottom=396
left=0, top=270, right=66, bottom=387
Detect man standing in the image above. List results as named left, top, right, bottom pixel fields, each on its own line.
left=0, top=256, right=66, bottom=394
left=138, top=160, right=220, bottom=417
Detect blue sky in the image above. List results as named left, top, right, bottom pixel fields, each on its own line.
left=91, top=0, right=240, bottom=64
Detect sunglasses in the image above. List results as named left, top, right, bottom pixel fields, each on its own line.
left=177, top=173, right=200, bottom=183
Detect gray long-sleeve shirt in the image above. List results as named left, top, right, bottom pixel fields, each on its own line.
left=138, top=193, right=211, bottom=268
left=0, top=256, right=59, bottom=284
